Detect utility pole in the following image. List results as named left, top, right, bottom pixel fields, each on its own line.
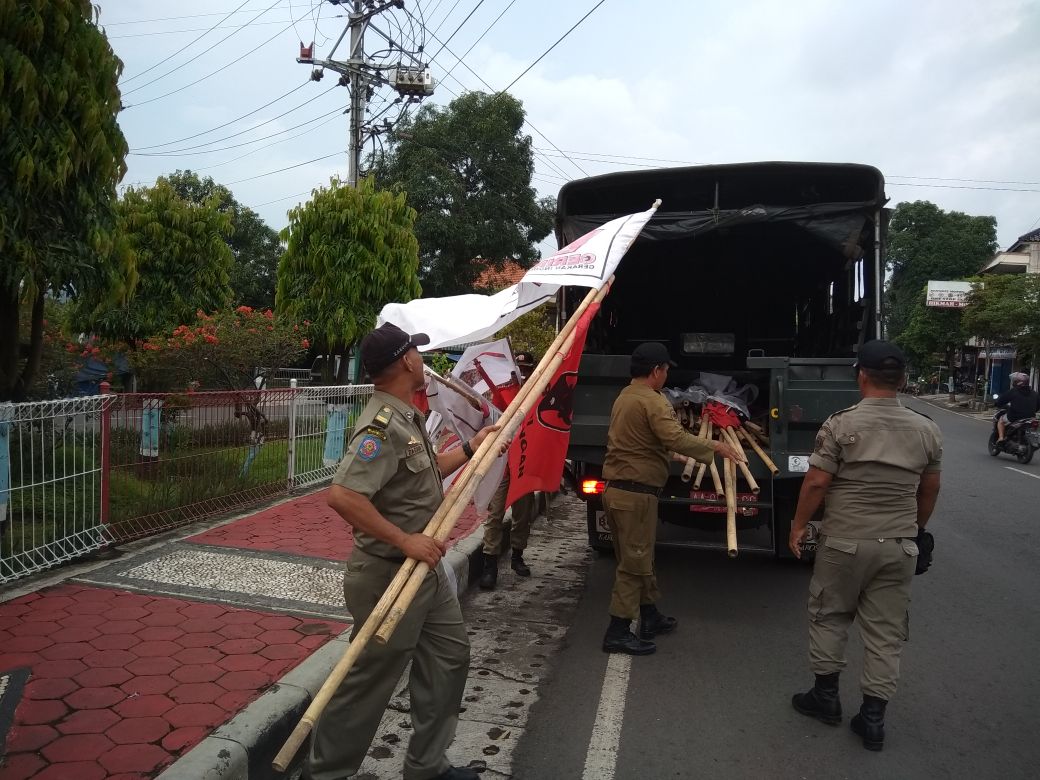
left=297, top=0, right=435, bottom=187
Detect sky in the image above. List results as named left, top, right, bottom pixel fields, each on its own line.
left=105, top=0, right=1040, bottom=255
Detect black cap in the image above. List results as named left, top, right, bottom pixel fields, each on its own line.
left=631, top=342, right=677, bottom=369
left=855, top=340, right=906, bottom=371
left=360, top=323, right=430, bottom=375
left=514, top=351, right=536, bottom=367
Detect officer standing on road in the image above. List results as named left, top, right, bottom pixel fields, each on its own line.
left=789, top=340, right=942, bottom=752
left=479, top=351, right=538, bottom=590
left=307, top=322, right=499, bottom=780
left=601, top=342, right=746, bottom=656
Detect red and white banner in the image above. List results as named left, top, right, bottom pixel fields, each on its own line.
left=505, top=302, right=599, bottom=508
left=378, top=203, right=659, bottom=349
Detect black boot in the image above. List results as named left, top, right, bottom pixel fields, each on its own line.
left=850, top=694, right=887, bottom=751
left=639, top=603, right=677, bottom=640
left=791, top=672, right=842, bottom=725
left=510, top=548, right=531, bottom=577
left=602, top=615, right=656, bottom=655
left=478, top=553, right=498, bottom=590
left=432, top=766, right=481, bottom=780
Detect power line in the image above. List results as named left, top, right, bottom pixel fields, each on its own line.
left=134, top=81, right=311, bottom=150
left=195, top=112, right=340, bottom=171
left=428, top=0, right=486, bottom=61
left=123, top=6, right=315, bottom=109
left=224, top=150, right=345, bottom=186
left=101, top=4, right=288, bottom=26
left=498, top=0, right=608, bottom=95
left=439, top=0, right=518, bottom=85
left=122, top=0, right=279, bottom=93
left=109, top=19, right=310, bottom=39
left=418, top=25, right=584, bottom=179
left=130, top=85, right=339, bottom=154
left=131, top=105, right=344, bottom=157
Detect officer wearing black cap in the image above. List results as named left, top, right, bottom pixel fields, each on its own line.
left=600, top=341, right=746, bottom=655
left=789, top=340, right=942, bottom=751
left=307, top=322, right=498, bottom=780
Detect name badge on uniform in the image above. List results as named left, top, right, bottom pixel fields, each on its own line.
left=405, top=443, right=424, bottom=457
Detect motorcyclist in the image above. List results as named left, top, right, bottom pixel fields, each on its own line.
left=995, top=372, right=1040, bottom=442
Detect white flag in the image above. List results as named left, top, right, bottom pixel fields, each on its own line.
left=378, top=203, right=659, bottom=349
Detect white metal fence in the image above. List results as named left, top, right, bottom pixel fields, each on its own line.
left=0, top=396, right=113, bottom=583
left=0, top=384, right=374, bottom=585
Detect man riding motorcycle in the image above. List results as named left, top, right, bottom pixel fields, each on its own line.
left=995, top=372, right=1040, bottom=442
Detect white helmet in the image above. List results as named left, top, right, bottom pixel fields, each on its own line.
left=1010, top=372, right=1029, bottom=387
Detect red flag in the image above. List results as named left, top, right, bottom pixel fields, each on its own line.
left=506, top=302, right=599, bottom=507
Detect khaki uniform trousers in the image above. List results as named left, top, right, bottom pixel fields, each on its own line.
left=602, top=486, right=660, bottom=620
left=308, top=550, right=470, bottom=780
left=482, top=475, right=537, bottom=555
left=808, top=535, right=918, bottom=701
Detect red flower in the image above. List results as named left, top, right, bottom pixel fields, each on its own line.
left=204, top=334, right=218, bottom=344
left=263, top=309, right=274, bottom=320
left=301, top=338, right=310, bottom=349
left=236, top=305, right=253, bottom=314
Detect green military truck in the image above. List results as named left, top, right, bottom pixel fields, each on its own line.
left=557, top=162, right=887, bottom=559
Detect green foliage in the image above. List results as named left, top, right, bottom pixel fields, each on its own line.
left=129, top=307, right=310, bottom=391
left=496, top=307, right=557, bottom=359
left=893, top=287, right=966, bottom=371
left=425, top=352, right=454, bottom=377
left=164, top=170, right=282, bottom=308
left=962, top=274, right=1040, bottom=363
left=370, top=91, right=555, bottom=297
left=81, top=180, right=235, bottom=343
left=276, top=176, right=422, bottom=367
left=0, top=0, right=129, bottom=400
left=885, top=201, right=997, bottom=339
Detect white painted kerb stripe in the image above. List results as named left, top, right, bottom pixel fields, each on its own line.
left=582, top=653, right=632, bottom=780
left=1005, top=466, right=1040, bottom=480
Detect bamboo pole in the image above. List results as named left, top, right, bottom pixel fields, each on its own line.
left=724, top=457, right=738, bottom=557
left=737, top=426, right=780, bottom=476
left=720, top=426, right=760, bottom=494
left=692, top=411, right=710, bottom=489
left=707, top=421, right=724, bottom=494
left=423, top=366, right=488, bottom=414
left=677, top=453, right=696, bottom=482
left=272, top=280, right=615, bottom=773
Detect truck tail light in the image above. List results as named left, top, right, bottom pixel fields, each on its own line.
left=581, top=479, right=606, bottom=495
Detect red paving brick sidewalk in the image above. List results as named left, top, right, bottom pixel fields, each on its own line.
left=0, top=490, right=486, bottom=779
left=189, top=488, right=485, bottom=559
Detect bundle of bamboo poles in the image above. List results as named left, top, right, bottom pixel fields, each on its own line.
left=671, top=408, right=779, bottom=559
left=272, top=277, right=616, bottom=772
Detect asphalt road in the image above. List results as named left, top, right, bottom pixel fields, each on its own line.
left=510, top=400, right=1040, bottom=780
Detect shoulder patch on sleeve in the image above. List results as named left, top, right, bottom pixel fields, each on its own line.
left=356, top=434, right=383, bottom=462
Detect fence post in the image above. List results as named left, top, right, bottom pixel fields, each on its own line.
left=287, top=378, right=298, bottom=492
left=99, top=381, right=112, bottom=525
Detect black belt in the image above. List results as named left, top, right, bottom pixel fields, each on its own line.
left=606, top=480, right=662, bottom=497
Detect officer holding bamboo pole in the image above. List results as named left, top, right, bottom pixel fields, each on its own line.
left=306, top=322, right=498, bottom=780
left=601, top=342, right=746, bottom=655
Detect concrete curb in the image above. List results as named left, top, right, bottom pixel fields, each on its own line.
left=157, top=525, right=488, bottom=779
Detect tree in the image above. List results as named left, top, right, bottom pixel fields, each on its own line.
left=130, top=307, right=310, bottom=392
left=962, top=274, right=1040, bottom=388
left=885, top=201, right=998, bottom=339
left=0, top=0, right=129, bottom=401
left=370, top=91, right=555, bottom=297
left=894, top=287, right=966, bottom=400
left=276, top=177, right=421, bottom=381
left=496, top=308, right=557, bottom=360
left=79, top=180, right=235, bottom=344
left=164, top=170, right=282, bottom=308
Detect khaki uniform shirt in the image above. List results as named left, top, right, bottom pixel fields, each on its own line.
left=332, top=390, right=443, bottom=559
left=602, top=383, right=716, bottom=487
left=808, top=397, right=942, bottom=539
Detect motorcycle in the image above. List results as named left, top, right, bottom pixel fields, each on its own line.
left=988, top=409, right=1040, bottom=465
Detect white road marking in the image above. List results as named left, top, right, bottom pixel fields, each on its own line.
left=1005, top=466, right=1040, bottom=480
left=582, top=652, right=632, bottom=780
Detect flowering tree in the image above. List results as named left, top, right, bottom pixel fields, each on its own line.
left=130, top=307, right=311, bottom=392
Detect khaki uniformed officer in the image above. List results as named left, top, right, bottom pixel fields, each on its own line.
left=601, top=342, right=745, bottom=656
left=307, top=323, right=499, bottom=780
left=789, top=340, right=942, bottom=752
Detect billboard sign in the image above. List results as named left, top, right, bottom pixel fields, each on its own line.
left=926, top=280, right=972, bottom=308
